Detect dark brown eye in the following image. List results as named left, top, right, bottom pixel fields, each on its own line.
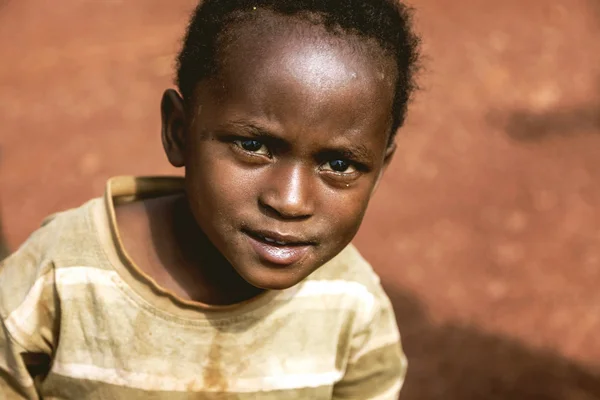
left=321, top=159, right=357, bottom=174
left=241, top=140, right=262, bottom=151
left=328, top=159, right=350, bottom=172
left=234, top=139, right=269, bottom=155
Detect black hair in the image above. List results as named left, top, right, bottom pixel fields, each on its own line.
left=176, top=0, right=420, bottom=140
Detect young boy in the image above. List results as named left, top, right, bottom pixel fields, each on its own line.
left=0, top=0, right=420, bottom=398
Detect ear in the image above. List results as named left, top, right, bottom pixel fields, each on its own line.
left=372, top=141, right=397, bottom=195
left=161, top=89, right=187, bottom=168
left=382, top=141, right=397, bottom=171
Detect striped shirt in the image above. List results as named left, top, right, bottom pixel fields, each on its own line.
left=0, top=176, right=406, bottom=399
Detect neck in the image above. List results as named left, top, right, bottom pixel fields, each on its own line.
left=163, top=195, right=265, bottom=305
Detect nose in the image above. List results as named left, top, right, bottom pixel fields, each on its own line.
left=258, top=162, right=315, bottom=220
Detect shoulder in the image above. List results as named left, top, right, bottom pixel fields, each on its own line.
left=0, top=200, right=104, bottom=353
left=1, top=198, right=106, bottom=274
left=298, top=244, right=395, bottom=328
left=307, top=243, right=388, bottom=300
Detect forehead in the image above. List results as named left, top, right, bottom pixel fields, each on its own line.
left=216, top=10, right=397, bottom=84
left=195, top=10, right=397, bottom=145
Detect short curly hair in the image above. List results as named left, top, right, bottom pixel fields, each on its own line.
left=176, top=0, right=420, bottom=139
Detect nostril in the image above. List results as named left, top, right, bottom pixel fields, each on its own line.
left=258, top=198, right=312, bottom=221
left=258, top=165, right=315, bottom=219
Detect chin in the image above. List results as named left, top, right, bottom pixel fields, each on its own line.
left=236, top=262, right=312, bottom=291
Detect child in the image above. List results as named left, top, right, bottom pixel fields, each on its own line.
left=0, top=0, right=420, bottom=398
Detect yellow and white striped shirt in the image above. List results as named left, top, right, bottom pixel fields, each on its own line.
left=0, top=177, right=406, bottom=399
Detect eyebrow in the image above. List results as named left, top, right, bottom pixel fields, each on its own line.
left=327, top=144, right=374, bottom=163
left=225, top=121, right=282, bottom=140
left=222, top=120, right=376, bottom=163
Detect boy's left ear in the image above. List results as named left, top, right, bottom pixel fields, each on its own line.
left=382, top=141, right=397, bottom=171
left=372, top=141, right=397, bottom=195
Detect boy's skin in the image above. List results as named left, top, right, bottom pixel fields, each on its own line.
left=115, top=12, right=397, bottom=306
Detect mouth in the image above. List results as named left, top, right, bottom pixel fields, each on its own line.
left=242, top=229, right=314, bottom=266
left=244, top=229, right=314, bottom=246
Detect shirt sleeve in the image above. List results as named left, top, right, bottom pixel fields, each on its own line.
left=333, top=286, right=407, bottom=400
left=0, top=225, right=59, bottom=400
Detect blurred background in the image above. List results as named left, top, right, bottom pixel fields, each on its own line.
left=1, top=0, right=599, bottom=398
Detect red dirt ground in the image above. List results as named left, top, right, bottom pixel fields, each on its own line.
left=1, top=1, right=599, bottom=398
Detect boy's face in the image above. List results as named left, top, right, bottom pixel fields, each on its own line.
left=163, top=16, right=397, bottom=290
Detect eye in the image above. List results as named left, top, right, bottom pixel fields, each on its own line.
left=321, top=159, right=357, bottom=174
left=234, top=139, right=269, bottom=156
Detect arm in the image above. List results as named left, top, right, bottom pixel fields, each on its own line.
left=0, top=230, right=59, bottom=399
left=333, top=288, right=407, bottom=400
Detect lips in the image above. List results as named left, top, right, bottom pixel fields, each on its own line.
left=243, top=229, right=314, bottom=266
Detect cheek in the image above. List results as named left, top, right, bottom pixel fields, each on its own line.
left=320, top=188, right=371, bottom=243
left=185, top=146, right=256, bottom=227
